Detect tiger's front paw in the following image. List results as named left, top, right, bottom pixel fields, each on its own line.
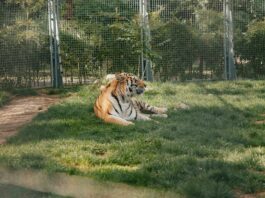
left=151, top=114, right=168, bottom=118
left=138, top=114, right=151, bottom=121
left=126, top=121, right=135, bottom=126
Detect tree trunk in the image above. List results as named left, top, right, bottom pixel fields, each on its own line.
left=65, top=0, right=73, bottom=20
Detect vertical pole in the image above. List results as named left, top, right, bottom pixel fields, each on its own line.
left=227, top=1, right=236, bottom=80
left=55, top=0, right=63, bottom=86
left=48, top=0, right=54, bottom=86
left=223, top=0, right=229, bottom=80
left=223, top=0, right=236, bottom=80
left=48, top=0, right=63, bottom=88
left=139, top=0, right=153, bottom=81
left=139, top=0, right=144, bottom=79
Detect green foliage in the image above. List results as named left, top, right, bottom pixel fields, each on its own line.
left=151, top=18, right=198, bottom=80
left=102, top=16, right=142, bottom=73
left=0, top=91, right=11, bottom=107
left=0, top=1, right=49, bottom=88
left=236, top=20, right=265, bottom=78
left=195, top=9, right=224, bottom=79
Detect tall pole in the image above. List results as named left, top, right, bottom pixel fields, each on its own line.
left=48, top=0, right=63, bottom=88
left=223, top=0, right=236, bottom=80
left=139, top=0, right=153, bottom=81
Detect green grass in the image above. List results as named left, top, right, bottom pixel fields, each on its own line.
left=0, top=88, right=39, bottom=107
left=0, top=90, right=11, bottom=107
left=1, top=81, right=265, bottom=197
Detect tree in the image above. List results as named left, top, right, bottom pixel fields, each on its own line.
left=236, top=20, right=265, bottom=78
left=0, top=0, right=49, bottom=88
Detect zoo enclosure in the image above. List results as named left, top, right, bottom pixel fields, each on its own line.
left=0, top=0, right=265, bottom=88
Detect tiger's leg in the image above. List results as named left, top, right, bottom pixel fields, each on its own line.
left=136, top=113, right=152, bottom=121
left=149, top=114, right=168, bottom=118
left=104, top=115, right=134, bottom=126
left=136, top=113, right=165, bottom=124
left=134, top=100, right=167, bottom=114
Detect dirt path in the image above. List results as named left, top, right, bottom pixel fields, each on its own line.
left=0, top=94, right=60, bottom=144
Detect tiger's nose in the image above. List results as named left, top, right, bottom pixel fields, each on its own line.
left=136, top=88, right=144, bottom=94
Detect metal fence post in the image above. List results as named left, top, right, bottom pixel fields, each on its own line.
left=48, top=0, right=63, bottom=88
left=223, top=0, right=236, bottom=80
left=139, top=0, right=153, bottom=81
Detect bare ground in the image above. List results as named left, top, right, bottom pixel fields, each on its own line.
left=0, top=94, right=60, bottom=144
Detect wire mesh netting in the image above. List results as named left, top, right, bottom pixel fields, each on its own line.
left=59, top=0, right=141, bottom=85
left=0, top=0, right=51, bottom=89
left=0, top=0, right=265, bottom=88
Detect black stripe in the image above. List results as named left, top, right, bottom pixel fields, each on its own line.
left=126, top=104, right=131, bottom=111
left=107, top=111, right=112, bottom=115
left=113, top=106, right=120, bottom=114
left=111, top=92, right=123, bottom=112
left=94, top=104, right=100, bottom=110
left=134, top=110, right=138, bottom=120
left=106, top=83, right=111, bottom=88
left=128, top=105, right=133, bottom=117
left=137, top=101, right=143, bottom=110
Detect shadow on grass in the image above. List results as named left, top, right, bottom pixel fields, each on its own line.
left=89, top=157, right=265, bottom=197
left=7, top=100, right=264, bottom=148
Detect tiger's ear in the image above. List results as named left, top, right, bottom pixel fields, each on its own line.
left=115, top=73, right=126, bottom=82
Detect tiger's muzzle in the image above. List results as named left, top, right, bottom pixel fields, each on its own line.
left=136, top=88, right=145, bottom=95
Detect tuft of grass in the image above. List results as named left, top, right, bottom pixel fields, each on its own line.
left=0, top=88, right=40, bottom=107
left=0, top=91, right=11, bottom=107
left=10, top=88, right=38, bottom=96
left=0, top=81, right=265, bottom=197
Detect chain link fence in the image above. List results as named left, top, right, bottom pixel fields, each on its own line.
left=0, top=0, right=265, bottom=88
left=0, top=0, right=51, bottom=89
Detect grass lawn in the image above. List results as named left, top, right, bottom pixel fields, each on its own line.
left=0, top=81, right=265, bottom=197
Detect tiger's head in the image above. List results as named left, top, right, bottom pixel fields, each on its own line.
left=115, top=73, right=146, bottom=97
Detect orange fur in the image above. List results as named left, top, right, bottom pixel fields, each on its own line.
left=94, top=73, right=167, bottom=126
left=94, top=79, right=133, bottom=126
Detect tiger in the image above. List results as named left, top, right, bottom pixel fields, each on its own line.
left=94, top=72, right=167, bottom=126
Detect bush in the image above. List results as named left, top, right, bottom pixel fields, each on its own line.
left=236, top=20, right=265, bottom=78
left=151, top=18, right=198, bottom=81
